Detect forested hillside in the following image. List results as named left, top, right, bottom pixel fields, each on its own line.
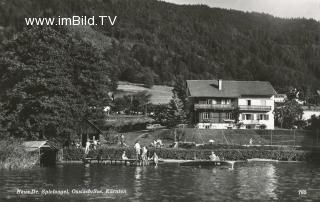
left=1, top=0, right=320, bottom=92
left=1, top=0, right=320, bottom=139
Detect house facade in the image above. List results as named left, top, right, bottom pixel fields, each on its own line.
left=187, top=80, right=276, bottom=129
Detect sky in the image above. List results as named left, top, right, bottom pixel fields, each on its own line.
left=163, top=0, right=320, bottom=21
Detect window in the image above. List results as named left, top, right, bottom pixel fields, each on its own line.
left=206, top=99, right=211, bottom=104
left=226, top=112, right=233, bottom=120
left=247, top=100, right=251, bottom=106
left=203, top=112, right=209, bottom=119
left=226, top=99, right=231, bottom=104
left=221, top=99, right=226, bottom=105
left=205, top=125, right=210, bottom=129
left=243, top=114, right=254, bottom=120
left=258, top=114, right=269, bottom=120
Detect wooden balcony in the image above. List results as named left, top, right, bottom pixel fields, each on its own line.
left=194, top=104, right=234, bottom=110
left=238, top=105, right=272, bottom=112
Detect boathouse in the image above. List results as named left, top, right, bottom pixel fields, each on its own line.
left=23, top=140, right=58, bottom=167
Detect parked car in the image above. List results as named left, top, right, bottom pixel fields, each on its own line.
left=146, top=124, right=165, bottom=131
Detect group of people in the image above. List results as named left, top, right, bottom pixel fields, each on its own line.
left=151, top=139, right=164, bottom=148
left=132, top=141, right=159, bottom=166
left=85, top=139, right=99, bottom=154
left=209, top=151, right=220, bottom=161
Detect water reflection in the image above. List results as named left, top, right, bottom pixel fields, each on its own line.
left=0, top=162, right=320, bottom=201
left=237, top=163, right=278, bottom=200
left=133, top=166, right=143, bottom=201
left=83, top=164, right=91, bottom=186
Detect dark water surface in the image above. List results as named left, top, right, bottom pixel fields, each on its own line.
left=0, top=162, right=319, bottom=201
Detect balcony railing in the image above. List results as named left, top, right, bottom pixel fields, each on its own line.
left=194, top=104, right=234, bottom=110
left=238, top=105, right=272, bottom=111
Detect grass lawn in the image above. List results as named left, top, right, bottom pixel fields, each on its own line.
left=116, top=129, right=173, bottom=148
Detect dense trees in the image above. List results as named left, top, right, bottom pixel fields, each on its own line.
left=274, top=100, right=303, bottom=129
left=0, top=26, right=113, bottom=140
left=1, top=0, right=320, bottom=93
left=151, top=90, right=187, bottom=128
left=113, top=91, right=151, bottom=114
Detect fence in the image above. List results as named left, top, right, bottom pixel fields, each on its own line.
left=181, top=128, right=320, bottom=148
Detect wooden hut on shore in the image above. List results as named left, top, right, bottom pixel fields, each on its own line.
left=23, top=141, right=58, bottom=167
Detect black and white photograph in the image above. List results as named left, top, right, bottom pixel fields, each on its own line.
left=0, top=0, right=320, bottom=201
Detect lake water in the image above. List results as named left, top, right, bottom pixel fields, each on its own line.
left=0, top=162, right=319, bottom=201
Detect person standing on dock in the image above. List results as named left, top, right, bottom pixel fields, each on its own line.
left=141, top=146, right=148, bottom=165
left=93, top=139, right=98, bottom=150
left=85, top=140, right=91, bottom=155
left=134, top=141, right=141, bottom=159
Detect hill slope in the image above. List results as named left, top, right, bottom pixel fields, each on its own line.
left=1, top=0, right=320, bottom=93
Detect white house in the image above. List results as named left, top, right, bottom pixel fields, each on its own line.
left=187, top=79, right=276, bottom=129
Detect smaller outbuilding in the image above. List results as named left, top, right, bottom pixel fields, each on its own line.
left=23, top=140, right=58, bottom=167
left=302, top=106, right=320, bottom=121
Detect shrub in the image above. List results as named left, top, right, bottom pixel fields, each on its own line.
left=0, top=140, right=38, bottom=169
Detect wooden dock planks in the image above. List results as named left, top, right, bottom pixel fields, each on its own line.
left=83, top=158, right=157, bottom=166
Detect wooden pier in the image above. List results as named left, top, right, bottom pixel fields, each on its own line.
left=83, top=158, right=159, bottom=166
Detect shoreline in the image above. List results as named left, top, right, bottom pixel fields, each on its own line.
left=63, top=147, right=320, bottom=162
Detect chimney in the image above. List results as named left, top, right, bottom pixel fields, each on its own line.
left=218, top=79, right=222, bottom=91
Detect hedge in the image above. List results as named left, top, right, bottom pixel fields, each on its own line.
left=63, top=147, right=320, bottom=162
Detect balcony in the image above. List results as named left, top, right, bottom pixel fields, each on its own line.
left=194, top=104, right=234, bottom=110
left=238, top=105, right=272, bottom=112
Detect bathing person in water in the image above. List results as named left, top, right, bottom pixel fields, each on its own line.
left=152, top=152, right=159, bottom=166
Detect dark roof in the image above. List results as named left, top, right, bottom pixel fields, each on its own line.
left=85, top=119, right=103, bottom=134
left=186, top=80, right=276, bottom=98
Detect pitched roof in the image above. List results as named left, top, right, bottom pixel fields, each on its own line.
left=23, top=140, right=58, bottom=151
left=85, top=119, right=103, bottom=134
left=186, top=80, right=276, bottom=98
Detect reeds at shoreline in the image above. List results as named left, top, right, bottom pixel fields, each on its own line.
left=0, top=140, right=38, bottom=169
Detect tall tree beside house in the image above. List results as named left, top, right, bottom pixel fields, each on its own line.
left=231, top=107, right=242, bottom=128
left=172, top=77, right=188, bottom=106
left=166, top=93, right=187, bottom=128
left=274, top=99, right=303, bottom=129
left=0, top=26, right=113, bottom=140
